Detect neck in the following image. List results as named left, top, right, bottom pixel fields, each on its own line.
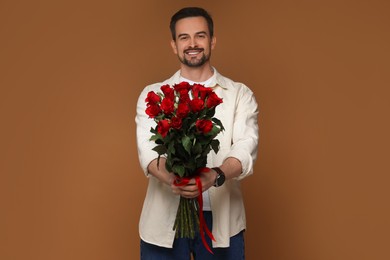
left=180, top=64, right=214, bottom=82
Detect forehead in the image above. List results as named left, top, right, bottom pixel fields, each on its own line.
left=175, top=16, right=209, bottom=36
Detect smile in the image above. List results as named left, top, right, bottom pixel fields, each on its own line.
left=184, top=48, right=204, bottom=56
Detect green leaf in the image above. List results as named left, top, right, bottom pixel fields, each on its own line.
left=184, top=160, right=196, bottom=173
left=206, top=107, right=216, bottom=117
left=152, top=145, right=167, bottom=155
left=155, top=138, right=164, bottom=145
left=172, top=164, right=185, bottom=177
left=192, top=142, right=202, bottom=155
left=212, top=118, right=224, bottom=130
left=168, top=141, right=176, bottom=155
left=149, top=134, right=161, bottom=142
left=196, top=156, right=208, bottom=168
left=207, top=125, right=221, bottom=137
left=175, top=143, right=189, bottom=160
left=150, top=127, right=157, bottom=134
left=198, top=109, right=207, bottom=118
left=182, top=135, right=192, bottom=154
left=165, top=160, right=173, bottom=172
left=211, top=139, right=220, bottom=154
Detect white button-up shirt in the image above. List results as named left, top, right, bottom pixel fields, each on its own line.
left=135, top=68, right=259, bottom=248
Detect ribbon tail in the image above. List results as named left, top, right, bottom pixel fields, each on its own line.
left=200, top=226, right=214, bottom=254
left=195, top=176, right=215, bottom=254
left=204, top=224, right=216, bottom=242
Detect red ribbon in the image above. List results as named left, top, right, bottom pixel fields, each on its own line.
left=174, top=167, right=216, bottom=254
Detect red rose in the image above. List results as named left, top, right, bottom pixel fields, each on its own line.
left=170, top=116, right=182, bottom=129
left=190, top=98, right=204, bottom=113
left=145, top=91, right=161, bottom=104
left=179, top=91, right=190, bottom=103
left=178, top=88, right=190, bottom=103
left=145, top=103, right=161, bottom=118
left=192, top=84, right=212, bottom=99
left=206, top=92, right=223, bottom=108
left=157, top=119, right=170, bottom=137
left=161, top=97, right=175, bottom=115
left=191, top=84, right=202, bottom=98
left=161, top=84, right=175, bottom=101
left=176, top=102, right=190, bottom=118
left=174, top=82, right=191, bottom=92
left=196, top=119, right=213, bottom=134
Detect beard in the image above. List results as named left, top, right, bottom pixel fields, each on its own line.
left=178, top=48, right=211, bottom=67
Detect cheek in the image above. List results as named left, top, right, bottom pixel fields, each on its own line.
left=175, top=45, right=184, bottom=55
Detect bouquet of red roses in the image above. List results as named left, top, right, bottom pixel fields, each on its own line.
left=145, top=81, right=224, bottom=246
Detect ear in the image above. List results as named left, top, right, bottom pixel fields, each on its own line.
left=170, top=40, right=178, bottom=54
left=211, top=36, right=217, bottom=50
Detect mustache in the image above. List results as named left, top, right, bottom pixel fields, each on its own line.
left=184, top=48, right=204, bottom=52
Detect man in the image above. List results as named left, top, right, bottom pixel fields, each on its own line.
left=136, top=7, right=259, bottom=259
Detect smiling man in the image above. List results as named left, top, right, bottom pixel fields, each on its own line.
left=136, top=7, right=259, bottom=260
left=171, top=16, right=215, bottom=68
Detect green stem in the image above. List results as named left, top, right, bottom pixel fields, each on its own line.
left=173, top=197, right=200, bottom=239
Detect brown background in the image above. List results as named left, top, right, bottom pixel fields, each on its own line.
left=1, top=0, right=389, bottom=259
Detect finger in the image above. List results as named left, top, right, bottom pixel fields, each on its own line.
left=185, top=178, right=196, bottom=185
left=180, top=190, right=200, bottom=199
left=178, top=184, right=198, bottom=193
left=171, top=184, right=199, bottom=197
left=171, top=184, right=197, bottom=195
left=171, top=186, right=180, bottom=195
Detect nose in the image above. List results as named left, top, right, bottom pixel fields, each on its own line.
left=189, top=37, right=198, bottom=48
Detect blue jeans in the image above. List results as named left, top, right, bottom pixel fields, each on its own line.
left=140, top=211, right=245, bottom=260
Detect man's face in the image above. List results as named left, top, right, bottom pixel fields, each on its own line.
left=171, top=16, right=216, bottom=68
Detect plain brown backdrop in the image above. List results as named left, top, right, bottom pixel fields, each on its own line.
left=1, top=0, right=389, bottom=259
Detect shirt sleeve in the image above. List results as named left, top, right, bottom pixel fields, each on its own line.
left=135, top=85, right=160, bottom=176
left=225, top=84, right=259, bottom=180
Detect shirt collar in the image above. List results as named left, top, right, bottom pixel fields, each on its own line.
left=167, top=67, right=228, bottom=90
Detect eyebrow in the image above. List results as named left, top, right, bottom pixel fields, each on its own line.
left=177, top=31, right=208, bottom=38
left=177, top=33, right=189, bottom=38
